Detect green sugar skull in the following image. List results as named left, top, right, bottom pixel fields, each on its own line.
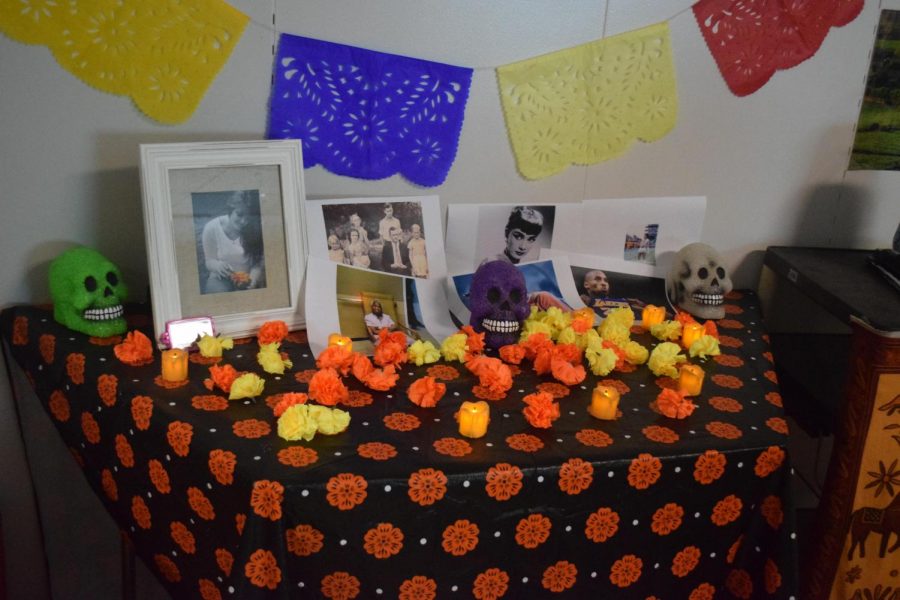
left=49, top=247, right=128, bottom=337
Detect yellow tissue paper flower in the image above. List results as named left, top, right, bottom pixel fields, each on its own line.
left=650, top=320, right=682, bottom=342
left=277, top=404, right=317, bottom=441
left=604, top=307, right=635, bottom=331
left=440, top=333, right=469, bottom=362
left=229, top=372, right=265, bottom=400
left=585, top=346, right=618, bottom=376
left=648, top=342, right=687, bottom=378
left=623, top=340, right=649, bottom=365
left=520, top=319, right=553, bottom=342
left=308, top=405, right=351, bottom=435
left=556, top=327, right=579, bottom=348
left=257, top=342, right=292, bottom=374
left=197, top=334, right=234, bottom=358
left=689, top=335, right=721, bottom=359
left=408, top=340, right=441, bottom=366
left=599, top=321, right=631, bottom=347
left=540, top=307, right=572, bottom=338
left=582, top=328, right=601, bottom=348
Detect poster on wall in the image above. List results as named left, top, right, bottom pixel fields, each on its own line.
left=304, top=256, right=456, bottom=357
left=306, top=195, right=447, bottom=280
left=578, top=196, right=706, bottom=276
left=849, top=9, right=900, bottom=170
left=445, top=203, right=583, bottom=274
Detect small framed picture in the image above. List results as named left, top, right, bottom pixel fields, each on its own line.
left=139, top=140, right=307, bottom=345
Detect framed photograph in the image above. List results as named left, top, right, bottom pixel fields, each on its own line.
left=140, top=140, right=307, bottom=345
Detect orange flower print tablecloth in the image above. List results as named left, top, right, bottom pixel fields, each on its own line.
left=1, top=290, right=797, bottom=598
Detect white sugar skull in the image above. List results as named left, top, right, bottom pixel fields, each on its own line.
left=469, top=260, right=530, bottom=349
left=666, top=243, right=732, bottom=320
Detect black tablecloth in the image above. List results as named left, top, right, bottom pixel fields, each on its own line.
left=1, top=291, right=797, bottom=599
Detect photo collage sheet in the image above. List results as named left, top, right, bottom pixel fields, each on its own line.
left=305, top=196, right=456, bottom=357
left=444, top=197, right=706, bottom=328
left=306, top=196, right=706, bottom=356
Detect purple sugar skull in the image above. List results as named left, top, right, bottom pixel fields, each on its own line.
left=469, top=260, right=530, bottom=349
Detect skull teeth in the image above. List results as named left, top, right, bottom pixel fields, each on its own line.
left=691, top=292, right=723, bottom=306
left=83, top=305, right=124, bottom=321
left=481, top=319, right=520, bottom=334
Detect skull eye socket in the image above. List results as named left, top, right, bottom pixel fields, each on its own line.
left=716, top=267, right=725, bottom=279
left=698, top=267, right=709, bottom=280
left=509, top=289, right=522, bottom=304
left=487, top=288, right=501, bottom=304
left=84, top=276, right=98, bottom=292
left=106, top=271, right=118, bottom=286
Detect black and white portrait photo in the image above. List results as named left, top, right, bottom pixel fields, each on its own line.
left=475, top=205, right=556, bottom=268
left=321, top=200, right=429, bottom=278
left=192, top=190, right=266, bottom=295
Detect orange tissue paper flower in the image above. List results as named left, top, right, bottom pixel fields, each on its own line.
left=407, top=376, right=446, bottom=408
left=551, top=357, right=586, bottom=386
left=205, top=363, right=240, bottom=393
left=499, top=344, right=526, bottom=365
left=317, top=345, right=355, bottom=376
left=554, top=343, right=582, bottom=365
left=258, top=321, right=289, bottom=345
left=273, top=392, right=308, bottom=417
left=571, top=309, right=594, bottom=334
left=464, top=354, right=496, bottom=376
left=522, top=391, right=560, bottom=429
left=703, top=320, right=719, bottom=339
left=479, top=362, right=513, bottom=396
left=466, top=356, right=512, bottom=395
left=657, top=388, right=697, bottom=419
left=308, top=368, right=349, bottom=406
left=114, top=331, right=154, bottom=366
left=374, top=329, right=408, bottom=368
left=351, top=353, right=375, bottom=383
left=520, top=332, right=553, bottom=361
left=674, top=311, right=696, bottom=326
left=533, top=346, right=554, bottom=376
left=364, top=364, right=399, bottom=391
left=460, top=325, right=485, bottom=357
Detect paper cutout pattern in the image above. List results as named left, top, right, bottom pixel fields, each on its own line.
left=0, top=0, right=248, bottom=124
left=693, top=0, right=864, bottom=97
left=496, top=22, right=677, bottom=181
left=268, top=34, right=473, bottom=187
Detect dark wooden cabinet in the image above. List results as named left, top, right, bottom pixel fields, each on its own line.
left=760, top=246, right=900, bottom=599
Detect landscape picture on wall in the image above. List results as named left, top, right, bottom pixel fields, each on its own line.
left=850, top=9, right=900, bottom=171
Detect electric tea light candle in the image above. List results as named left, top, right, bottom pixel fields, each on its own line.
left=458, top=401, right=490, bottom=438
left=681, top=322, right=705, bottom=349
left=161, top=348, right=188, bottom=382
left=589, top=385, right=620, bottom=420
left=678, top=364, right=705, bottom=396
left=328, top=333, right=351, bottom=348
left=641, top=305, right=666, bottom=328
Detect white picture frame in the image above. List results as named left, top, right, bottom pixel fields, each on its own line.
left=139, top=140, right=307, bottom=345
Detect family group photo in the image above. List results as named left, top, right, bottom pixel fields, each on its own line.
left=322, top=200, right=429, bottom=278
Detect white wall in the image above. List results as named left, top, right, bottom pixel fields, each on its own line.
left=1, top=1, right=897, bottom=596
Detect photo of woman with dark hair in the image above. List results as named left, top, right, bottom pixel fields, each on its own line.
left=197, top=190, right=266, bottom=294
left=481, top=205, right=546, bottom=266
